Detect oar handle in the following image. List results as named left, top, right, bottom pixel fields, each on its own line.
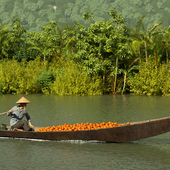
left=0, top=112, right=8, bottom=116
left=0, top=109, right=21, bottom=116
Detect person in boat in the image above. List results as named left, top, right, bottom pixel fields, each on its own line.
left=7, top=97, right=35, bottom=131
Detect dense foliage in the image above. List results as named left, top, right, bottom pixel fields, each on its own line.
left=0, top=57, right=102, bottom=96
left=36, top=70, right=55, bottom=94
left=129, top=60, right=170, bottom=96
left=0, top=9, right=170, bottom=96
left=0, top=0, right=170, bottom=32
left=50, top=59, right=103, bottom=96
left=0, top=57, right=48, bottom=94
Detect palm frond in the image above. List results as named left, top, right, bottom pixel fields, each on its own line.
left=148, top=22, right=163, bottom=36
left=27, top=46, right=42, bottom=53
left=128, top=65, right=140, bottom=73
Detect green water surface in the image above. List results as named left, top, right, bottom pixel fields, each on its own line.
left=0, top=94, right=170, bottom=170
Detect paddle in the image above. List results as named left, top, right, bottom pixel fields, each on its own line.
left=0, top=109, right=18, bottom=116
left=0, top=112, right=8, bottom=116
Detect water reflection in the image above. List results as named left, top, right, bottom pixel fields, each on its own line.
left=1, top=94, right=170, bottom=125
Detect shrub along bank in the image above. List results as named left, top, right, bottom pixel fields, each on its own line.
left=0, top=57, right=103, bottom=96
left=128, top=60, right=170, bottom=96
left=50, top=59, right=103, bottom=96
left=1, top=57, right=170, bottom=96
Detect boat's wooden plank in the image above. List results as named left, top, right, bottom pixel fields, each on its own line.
left=1, top=116, right=170, bottom=142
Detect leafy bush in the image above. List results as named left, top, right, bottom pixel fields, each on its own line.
left=0, top=59, right=21, bottom=94
left=36, top=70, right=55, bottom=94
left=17, top=57, right=48, bottom=94
left=0, top=56, right=102, bottom=96
left=128, top=60, right=170, bottom=96
left=0, top=57, right=48, bottom=94
left=50, top=60, right=103, bottom=96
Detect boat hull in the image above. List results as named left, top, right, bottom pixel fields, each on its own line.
left=1, top=117, right=170, bottom=142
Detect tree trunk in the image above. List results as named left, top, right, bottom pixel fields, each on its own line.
left=166, top=48, right=169, bottom=65
left=103, top=72, right=105, bottom=94
left=154, top=51, right=157, bottom=65
left=121, top=72, right=126, bottom=95
left=113, top=57, right=118, bottom=94
left=145, top=43, right=148, bottom=64
left=166, top=48, right=169, bottom=71
left=44, top=55, right=46, bottom=63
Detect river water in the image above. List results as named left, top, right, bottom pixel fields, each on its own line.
left=0, top=94, right=170, bottom=169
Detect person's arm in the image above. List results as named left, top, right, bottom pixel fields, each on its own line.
left=7, top=109, right=13, bottom=116
left=25, top=112, right=35, bottom=129
left=8, top=106, right=18, bottom=116
left=28, top=121, right=35, bottom=129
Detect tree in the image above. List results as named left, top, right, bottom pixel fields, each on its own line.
left=0, top=23, right=11, bottom=59
left=0, top=19, right=29, bottom=61
left=27, top=21, right=61, bottom=62
left=162, top=26, right=170, bottom=65
left=121, top=57, right=140, bottom=94
left=132, top=16, right=163, bottom=64
left=71, top=10, right=130, bottom=94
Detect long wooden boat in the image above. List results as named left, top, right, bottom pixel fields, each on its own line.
left=1, top=116, right=170, bottom=142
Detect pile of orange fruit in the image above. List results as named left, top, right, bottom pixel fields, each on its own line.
left=37, top=121, right=130, bottom=132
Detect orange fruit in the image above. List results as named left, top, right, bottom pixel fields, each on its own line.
left=126, top=122, right=130, bottom=125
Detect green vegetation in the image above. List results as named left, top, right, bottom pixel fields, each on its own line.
left=36, top=70, right=55, bottom=94
left=0, top=8, right=170, bottom=96
left=129, top=60, right=170, bottom=96
left=0, top=57, right=48, bottom=94
left=50, top=59, right=103, bottom=96
left=0, top=0, right=170, bottom=32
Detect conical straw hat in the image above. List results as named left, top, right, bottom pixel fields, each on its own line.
left=16, top=97, right=30, bottom=104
